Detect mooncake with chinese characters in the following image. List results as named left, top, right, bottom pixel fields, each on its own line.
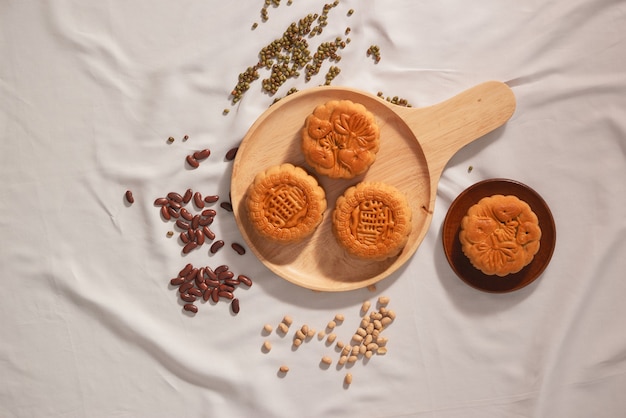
left=246, top=163, right=326, bottom=243
left=332, top=182, right=412, bottom=260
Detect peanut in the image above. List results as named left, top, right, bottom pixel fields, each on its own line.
left=344, top=373, right=353, bottom=385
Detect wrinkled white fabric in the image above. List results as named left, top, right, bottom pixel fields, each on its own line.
left=1, top=1, right=625, bottom=417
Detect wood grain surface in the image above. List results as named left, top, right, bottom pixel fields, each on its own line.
left=231, top=81, right=516, bottom=291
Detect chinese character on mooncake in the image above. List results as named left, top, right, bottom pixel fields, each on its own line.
left=332, top=182, right=412, bottom=261
left=246, top=163, right=327, bottom=243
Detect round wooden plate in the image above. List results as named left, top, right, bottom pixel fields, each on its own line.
left=231, top=82, right=516, bottom=291
left=442, top=178, right=556, bottom=293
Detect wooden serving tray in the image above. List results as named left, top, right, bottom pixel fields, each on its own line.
left=231, top=81, right=516, bottom=291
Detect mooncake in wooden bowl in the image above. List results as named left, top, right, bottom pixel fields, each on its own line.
left=459, top=194, right=541, bottom=276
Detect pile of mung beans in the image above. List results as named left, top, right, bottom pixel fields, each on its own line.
left=230, top=1, right=347, bottom=105
left=261, top=296, right=395, bottom=387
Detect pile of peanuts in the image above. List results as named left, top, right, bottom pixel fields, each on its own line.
left=170, top=263, right=253, bottom=315
left=261, top=296, right=395, bottom=387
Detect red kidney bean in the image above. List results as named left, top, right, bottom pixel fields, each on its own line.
left=167, top=192, right=183, bottom=203
left=183, top=241, right=198, bottom=254
left=199, top=216, right=213, bottom=226
left=225, top=147, right=238, bottom=161
left=204, top=266, right=217, bottom=280
left=193, top=149, right=211, bottom=160
left=179, top=282, right=194, bottom=293
left=204, top=195, right=219, bottom=203
left=179, top=263, right=193, bottom=277
left=203, top=226, right=216, bottom=240
left=154, top=197, right=169, bottom=206
left=218, top=270, right=235, bottom=281
left=195, top=270, right=205, bottom=284
left=183, top=303, right=198, bottom=313
left=183, top=188, right=193, bottom=204
left=211, top=287, right=219, bottom=303
left=231, top=298, right=240, bottom=314
left=193, top=192, right=205, bottom=209
left=125, top=190, right=134, bottom=204
left=198, top=281, right=208, bottom=292
left=202, top=209, right=217, bottom=217
left=231, top=243, right=246, bottom=255
left=219, top=284, right=235, bottom=293
left=176, top=220, right=190, bottom=230
left=191, top=215, right=200, bottom=230
left=210, top=240, right=225, bottom=254
left=220, top=202, right=233, bottom=212
left=188, top=288, right=203, bottom=297
left=219, top=290, right=234, bottom=300
left=205, top=278, right=220, bottom=288
left=168, top=199, right=182, bottom=210
left=184, top=268, right=198, bottom=283
left=180, top=232, right=189, bottom=243
left=196, top=229, right=205, bottom=245
left=168, top=207, right=180, bottom=218
left=238, top=275, right=253, bottom=287
left=180, top=207, right=193, bottom=221
left=186, top=154, right=199, bottom=168
left=224, top=278, right=240, bottom=287
left=202, top=288, right=211, bottom=301
left=215, top=265, right=229, bottom=274
left=181, top=293, right=197, bottom=303
left=170, top=277, right=185, bottom=286
left=161, top=205, right=171, bottom=220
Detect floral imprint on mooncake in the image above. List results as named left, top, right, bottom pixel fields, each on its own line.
left=302, top=100, right=380, bottom=179
left=459, top=195, right=541, bottom=276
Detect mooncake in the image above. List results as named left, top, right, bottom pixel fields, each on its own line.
left=246, top=163, right=326, bottom=243
left=332, top=182, right=412, bottom=260
left=301, top=99, right=380, bottom=179
left=459, top=194, right=541, bottom=276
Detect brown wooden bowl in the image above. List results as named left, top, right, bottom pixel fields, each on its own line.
left=442, top=178, right=556, bottom=293
left=231, top=82, right=516, bottom=291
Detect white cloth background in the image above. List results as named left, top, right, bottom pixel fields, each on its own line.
left=1, top=1, right=625, bottom=417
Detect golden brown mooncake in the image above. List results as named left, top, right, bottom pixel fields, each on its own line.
left=459, top=194, right=542, bottom=276
left=332, top=182, right=412, bottom=261
left=301, top=99, right=380, bottom=179
left=246, top=163, right=326, bottom=243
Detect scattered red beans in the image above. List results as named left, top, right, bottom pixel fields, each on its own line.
left=125, top=190, right=134, bottom=204
left=210, top=240, right=225, bottom=254
left=170, top=262, right=252, bottom=315
left=193, top=192, right=205, bottom=209
left=186, top=154, right=200, bottom=168
left=193, top=149, right=211, bottom=160
left=184, top=304, right=198, bottom=314
left=225, top=147, right=239, bottom=161
left=238, top=275, right=253, bottom=287
left=154, top=186, right=250, bottom=315
left=231, top=242, right=246, bottom=255
left=231, top=298, right=240, bottom=314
